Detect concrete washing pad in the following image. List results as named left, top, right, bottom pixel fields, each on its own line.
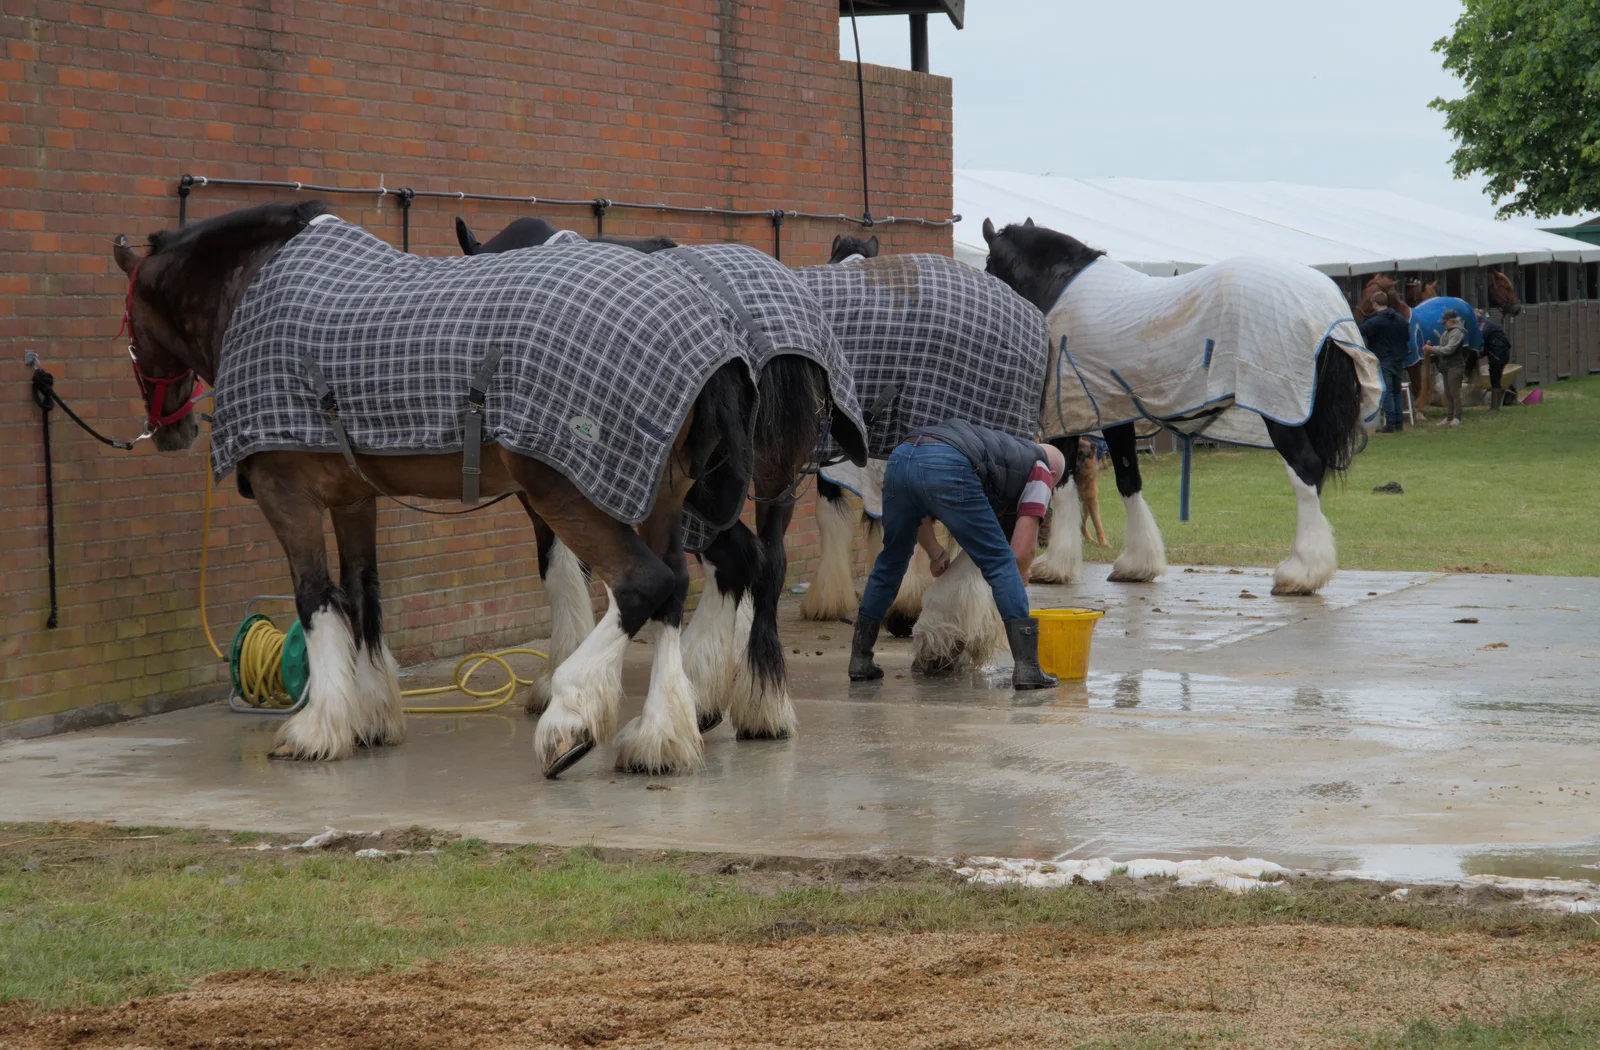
left=3, top=567, right=1598, bottom=883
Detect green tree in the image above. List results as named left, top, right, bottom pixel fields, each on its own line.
left=1431, top=0, right=1600, bottom=218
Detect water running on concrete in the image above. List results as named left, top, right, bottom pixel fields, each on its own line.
left=2, top=567, right=1597, bottom=882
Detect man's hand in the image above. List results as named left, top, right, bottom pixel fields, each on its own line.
left=917, top=518, right=949, bottom=577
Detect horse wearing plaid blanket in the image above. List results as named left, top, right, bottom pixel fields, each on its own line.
left=115, top=202, right=765, bottom=778
left=456, top=217, right=869, bottom=743
left=982, top=219, right=1380, bottom=595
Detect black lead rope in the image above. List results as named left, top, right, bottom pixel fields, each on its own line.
left=30, top=366, right=59, bottom=629
left=27, top=355, right=140, bottom=630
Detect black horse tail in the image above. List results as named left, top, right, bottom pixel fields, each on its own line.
left=754, top=356, right=830, bottom=486
left=1305, top=339, right=1362, bottom=476
left=684, top=360, right=758, bottom=528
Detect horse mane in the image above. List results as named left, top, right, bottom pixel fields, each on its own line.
left=985, top=222, right=1106, bottom=313
left=148, top=200, right=327, bottom=259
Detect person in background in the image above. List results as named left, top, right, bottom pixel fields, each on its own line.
left=1480, top=317, right=1512, bottom=415
left=1358, top=291, right=1411, bottom=432
left=1422, top=309, right=1468, bottom=427
left=848, top=419, right=1067, bottom=690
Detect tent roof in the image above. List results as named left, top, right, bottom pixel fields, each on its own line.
left=953, top=171, right=1600, bottom=277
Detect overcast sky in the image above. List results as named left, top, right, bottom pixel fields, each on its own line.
left=843, top=1, right=1566, bottom=225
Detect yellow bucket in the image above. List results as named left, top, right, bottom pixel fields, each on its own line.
left=1030, top=608, right=1105, bottom=681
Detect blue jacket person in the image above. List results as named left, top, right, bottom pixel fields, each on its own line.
left=849, top=419, right=1068, bottom=689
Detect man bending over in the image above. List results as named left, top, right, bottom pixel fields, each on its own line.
left=848, top=419, right=1067, bottom=690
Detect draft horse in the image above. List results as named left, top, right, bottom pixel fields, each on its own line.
left=455, top=217, right=868, bottom=744
left=982, top=219, right=1374, bottom=596
left=115, top=201, right=756, bottom=777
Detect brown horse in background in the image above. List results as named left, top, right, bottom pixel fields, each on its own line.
left=114, top=202, right=757, bottom=779
left=1488, top=268, right=1523, bottom=317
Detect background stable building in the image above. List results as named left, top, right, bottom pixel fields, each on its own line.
left=955, top=172, right=1600, bottom=386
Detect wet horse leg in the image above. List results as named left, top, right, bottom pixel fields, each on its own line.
left=799, top=477, right=858, bottom=621
left=730, top=500, right=798, bottom=739
left=511, top=458, right=684, bottom=778
left=1264, top=420, right=1337, bottom=595
left=613, top=506, right=702, bottom=774
left=252, top=467, right=366, bottom=761
left=330, top=497, right=405, bottom=748
left=522, top=494, right=595, bottom=715
left=1030, top=436, right=1084, bottom=583
left=685, top=523, right=760, bottom=732
left=1103, top=423, right=1167, bottom=582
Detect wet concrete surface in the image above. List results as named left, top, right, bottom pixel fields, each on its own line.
left=3, top=566, right=1599, bottom=881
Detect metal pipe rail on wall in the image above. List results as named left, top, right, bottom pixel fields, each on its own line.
left=176, top=175, right=961, bottom=261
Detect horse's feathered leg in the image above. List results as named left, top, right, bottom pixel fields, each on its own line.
left=525, top=497, right=595, bottom=716
left=1265, top=421, right=1339, bottom=597
left=686, top=524, right=759, bottom=731
left=614, top=511, right=703, bottom=775
left=330, top=497, right=405, bottom=748
left=1031, top=437, right=1084, bottom=584
left=1103, top=423, right=1166, bottom=582
left=731, top=501, right=799, bottom=740
left=511, top=458, right=681, bottom=778
left=250, top=465, right=364, bottom=762
left=799, top=478, right=858, bottom=621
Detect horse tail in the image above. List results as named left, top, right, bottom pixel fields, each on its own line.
left=1306, top=339, right=1361, bottom=476
left=753, top=356, right=829, bottom=485
left=684, top=361, right=758, bottom=527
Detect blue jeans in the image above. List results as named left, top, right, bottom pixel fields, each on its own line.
left=858, top=442, right=1031, bottom=623
left=1379, top=360, right=1406, bottom=427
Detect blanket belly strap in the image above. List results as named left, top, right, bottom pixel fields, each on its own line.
left=300, top=349, right=515, bottom=517
left=461, top=346, right=506, bottom=505
left=301, top=350, right=362, bottom=475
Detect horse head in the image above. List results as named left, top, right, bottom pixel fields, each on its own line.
left=828, top=233, right=878, bottom=263
left=1418, top=280, right=1439, bottom=303
left=112, top=200, right=326, bottom=451
left=981, top=217, right=1106, bottom=313
left=1488, top=268, right=1523, bottom=317
left=457, top=216, right=677, bottom=256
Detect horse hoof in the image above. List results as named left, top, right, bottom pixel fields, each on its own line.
left=735, top=726, right=791, bottom=741
left=697, top=710, right=724, bottom=734
left=268, top=744, right=297, bottom=761
left=542, top=735, right=595, bottom=780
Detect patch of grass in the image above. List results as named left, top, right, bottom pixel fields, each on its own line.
left=2, top=824, right=1596, bottom=1009
left=1365, top=1001, right=1600, bottom=1050
left=1074, top=1007, right=1600, bottom=1050
left=1081, top=375, right=1600, bottom=575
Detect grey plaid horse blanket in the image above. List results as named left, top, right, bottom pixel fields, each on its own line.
left=798, top=254, right=1051, bottom=460
left=798, top=254, right=1051, bottom=512
left=653, top=243, right=868, bottom=552
left=211, top=217, right=754, bottom=526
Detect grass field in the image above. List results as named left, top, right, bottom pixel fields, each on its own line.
left=5, top=824, right=1600, bottom=1048
left=1079, top=376, right=1600, bottom=577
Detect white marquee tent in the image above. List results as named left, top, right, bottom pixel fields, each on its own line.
left=952, top=171, right=1600, bottom=277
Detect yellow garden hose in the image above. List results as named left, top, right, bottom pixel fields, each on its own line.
left=199, top=445, right=545, bottom=714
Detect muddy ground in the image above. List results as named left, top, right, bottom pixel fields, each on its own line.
left=5, top=926, right=1598, bottom=1049
left=5, top=825, right=1600, bottom=1049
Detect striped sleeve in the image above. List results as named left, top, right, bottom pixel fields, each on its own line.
left=1016, top=461, right=1054, bottom=519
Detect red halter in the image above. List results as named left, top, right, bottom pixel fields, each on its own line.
left=121, top=258, right=207, bottom=430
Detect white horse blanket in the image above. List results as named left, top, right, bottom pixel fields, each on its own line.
left=1044, top=256, right=1381, bottom=448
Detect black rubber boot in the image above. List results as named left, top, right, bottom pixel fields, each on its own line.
left=1005, top=617, right=1058, bottom=690
left=1489, top=387, right=1502, bottom=414
left=848, top=615, right=884, bottom=681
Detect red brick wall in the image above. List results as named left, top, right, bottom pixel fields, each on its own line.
left=1, top=0, right=953, bottom=731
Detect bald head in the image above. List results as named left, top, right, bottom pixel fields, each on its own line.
left=1040, top=443, right=1067, bottom=487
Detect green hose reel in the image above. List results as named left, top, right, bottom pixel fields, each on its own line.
left=227, top=613, right=310, bottom=709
